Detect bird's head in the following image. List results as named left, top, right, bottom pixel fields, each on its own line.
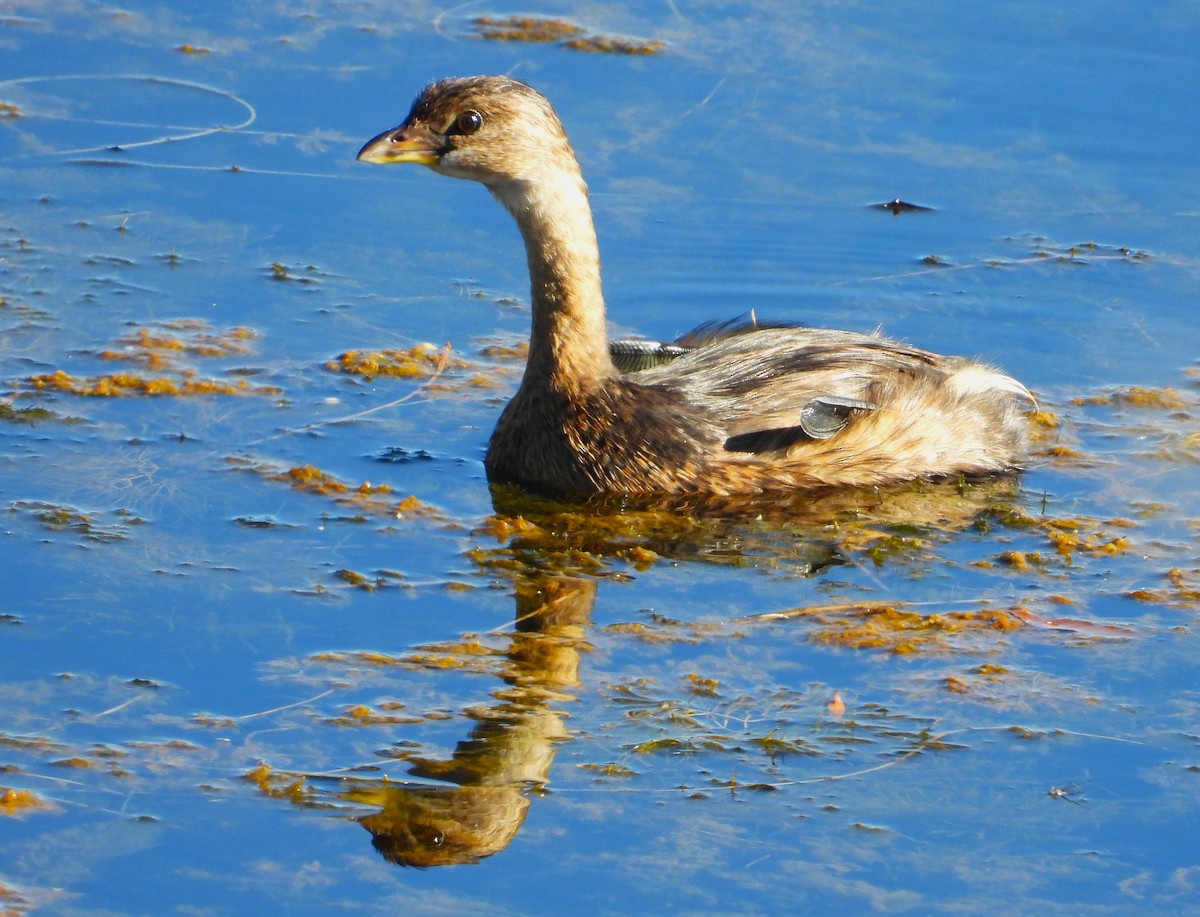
left=357, top=75, right=577, bottom=189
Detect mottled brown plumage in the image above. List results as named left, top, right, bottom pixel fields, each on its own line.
left=358, top=75, right=1032, bottom=497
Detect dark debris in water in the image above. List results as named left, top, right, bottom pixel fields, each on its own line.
left=232, top=514, right=301, bottom=529
left=0, top=401, right=75, bottom=424
left=1016, top=235, right=1152, bottom=264
left=7, top=500, right=144, bottom=543
left=872, top=198, right=934, bottom=216
left=332, top=567, right=408, bottom=591
left=374, top=446, right=436, bottom=464
left=268, top=261, right=323, bottom=284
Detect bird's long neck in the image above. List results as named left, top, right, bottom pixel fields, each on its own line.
left=490, top=167, right=616, bottom=393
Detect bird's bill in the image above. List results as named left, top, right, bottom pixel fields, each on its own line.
left=356, top=124, right=442, bottom=165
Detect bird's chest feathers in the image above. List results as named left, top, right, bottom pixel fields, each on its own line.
left=487, top=381, right=703, bottom=493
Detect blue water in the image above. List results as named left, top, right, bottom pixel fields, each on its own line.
left=3, top=2, right=1200, bottom=914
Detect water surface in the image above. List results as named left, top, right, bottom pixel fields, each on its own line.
left=2, top=1, right=1200, bottom=914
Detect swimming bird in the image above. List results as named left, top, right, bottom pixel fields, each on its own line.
left=357, top=75, right=1032, bottom=498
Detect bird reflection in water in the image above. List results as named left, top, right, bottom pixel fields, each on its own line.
left=336, top=574, right=593, bottom=867
left=253, top=474, right=1026, bottom=866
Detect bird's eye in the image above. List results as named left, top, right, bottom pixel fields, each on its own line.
left=450, top=110, right=483, bottom=136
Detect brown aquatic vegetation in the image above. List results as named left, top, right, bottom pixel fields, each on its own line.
left=988, top=516, right=1131, bottom=571
left=1057, top=376, right=1200, bottom=465
left=100, top=323, right=257, bottom=365
left=562, top=34, right=665, bottom=54
left=473, top=15, right=585, bottom=42
left=244, top=763, right=309, bottom=805
left=229, top=456, right=446, bottom=525
left=801, top=604, right=1023, bottom=655
left=473, top=15, right=664, bottom=54
left=969, top=499, right=1136, bottom=570
left=713, top=589, right=1134, bottom=654
left=25, top=368, right=265, bottom=397
left=323, top=703, right=424, bottom=727
left=268, top=261, right=321, bottom=283
left=357, top=76, right=1031, bottom=498
left=1072, top=385, right=1188, bottom=410
left=1, top=787, right=51, bottom=816
left=1126, top=566, right=1200, bottom=608
left=327, top=341, right=508, bottom=396
left=15, top=321, right=276, bottom=397
left=579, top=761, right=638, bottom=778
left=327, top=343, right=458, bottom=381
